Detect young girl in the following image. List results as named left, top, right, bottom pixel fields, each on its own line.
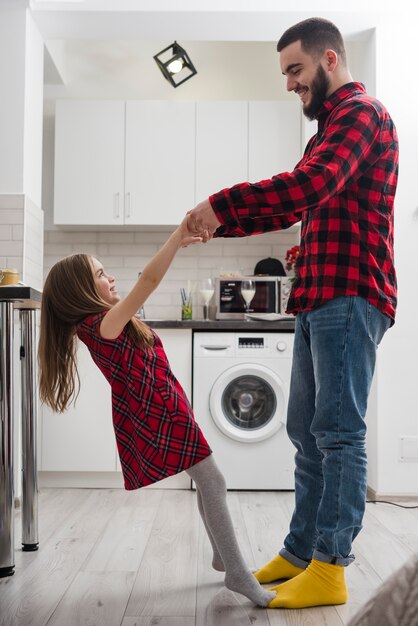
left=38, top=217, right=275, bottom=608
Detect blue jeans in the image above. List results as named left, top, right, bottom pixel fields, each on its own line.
left=280, top=296, right=391, bottom=567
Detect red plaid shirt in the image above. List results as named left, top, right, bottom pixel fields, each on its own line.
left=211, top=83, right=398, bottom=322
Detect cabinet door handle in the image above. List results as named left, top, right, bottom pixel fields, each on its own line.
left=114, top=192, right=120, bottom=218
left=125, top=192, right=131, bottom=219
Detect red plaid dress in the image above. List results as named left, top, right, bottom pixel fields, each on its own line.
left=77, top=311, right=211, bottom=490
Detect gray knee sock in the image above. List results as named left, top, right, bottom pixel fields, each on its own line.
left=196, top=485, right=225, bottom=571
left=187, top=455, right=275, bottom=607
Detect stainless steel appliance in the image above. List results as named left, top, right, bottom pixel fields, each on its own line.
left=215, top=276, right=293, bottom=319
left=278, top=276, right=293, bottom=316
left=0, top=286, right=41, bottom=578
left=215, top=276, right=278, bottom=320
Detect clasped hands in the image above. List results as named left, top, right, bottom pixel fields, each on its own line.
left=186, top=198, right=222, bottom=242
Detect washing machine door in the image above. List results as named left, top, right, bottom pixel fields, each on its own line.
left=209, top=363, right=286, bottom=443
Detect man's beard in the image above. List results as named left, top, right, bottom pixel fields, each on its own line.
left=303, top=64, right=330, bottom=121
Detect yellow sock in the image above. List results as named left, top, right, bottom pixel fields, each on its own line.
left=254, top=554, right=305, bottom=584
left=268, top=559, right=348, bottom=609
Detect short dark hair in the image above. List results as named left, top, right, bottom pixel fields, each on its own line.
left=277, top=17, right=346, bottom=65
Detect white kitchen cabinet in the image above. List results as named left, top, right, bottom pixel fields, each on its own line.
left=148, top=328, right=193, bottom=489
left=249, top=101, right=301, bottom=180
left=40, top=327, right=193, bottom=489
left=195, top=101, right=248, bottom=201
left=156, top=328, right=192, bottom=399
left=54, top=100, right=195, bottom=226
left=125, top=101, right=196, bottom=225
left=54, top=100, right=126, bottom=225
left=54, top=99, right=302, bottom=226
left=41, top=341, right=115, bottom=472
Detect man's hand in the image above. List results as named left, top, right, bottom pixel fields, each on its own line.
left=177, top=214, right=207, bottom=248
left=187, top=199, right=221, bottom=238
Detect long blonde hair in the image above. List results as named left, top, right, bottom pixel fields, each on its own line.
left=38, top=253, right=153, bottom=413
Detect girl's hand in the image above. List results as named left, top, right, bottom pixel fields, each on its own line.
left=180, top=234, right=204, bottom=248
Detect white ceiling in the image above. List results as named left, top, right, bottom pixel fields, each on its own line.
left=31, top=1, right=395, bottom=41
left=30, top=1, right=396, bottom=99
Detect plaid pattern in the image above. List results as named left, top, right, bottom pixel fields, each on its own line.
left=77, top=312, right=211, bottom=490
left=211, top=83, right=398, bottom=322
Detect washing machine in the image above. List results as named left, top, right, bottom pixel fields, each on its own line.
left=192, top=331, right=295, bottom=490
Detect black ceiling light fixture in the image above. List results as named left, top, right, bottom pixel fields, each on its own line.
left=153, top=41, right=197, bottom=88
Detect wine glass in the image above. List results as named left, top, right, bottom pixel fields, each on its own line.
left=199, top=278, right=215, bottom=321
left=240, top=279, right=256, bottom=320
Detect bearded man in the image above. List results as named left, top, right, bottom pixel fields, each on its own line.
left=187, top=17, right=398, bottom=609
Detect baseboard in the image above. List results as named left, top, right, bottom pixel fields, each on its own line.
left=367, top=485, right=418, bottom=501
left=38, top=471, right=192, bottom=490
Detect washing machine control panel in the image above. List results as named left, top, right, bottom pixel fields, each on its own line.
left=238, top=337, right=265, bottom=349
left=236, top=335, right=292, bottom=356
left=194, top=332, right=294, bottom=359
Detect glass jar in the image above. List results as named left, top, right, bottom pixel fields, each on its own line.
left=181, top=303, right=193, bottom=320
left=0, top=268, right=20, bottom=286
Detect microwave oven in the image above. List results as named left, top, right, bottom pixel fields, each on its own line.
left=215, top=276, right=293, bottom=319
left=214, top=276, right=272, bottom=319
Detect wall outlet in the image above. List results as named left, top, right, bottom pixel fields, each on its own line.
left=399, top=436, right=418, bottom=462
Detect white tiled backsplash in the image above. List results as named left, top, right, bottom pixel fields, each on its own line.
left=0, top=194, right=44, bottom=290
left=23, top=197, right=44, bottom=290
left=44, top=229, right=299, bottom=320
left=0, top=195, right=24, bottom=275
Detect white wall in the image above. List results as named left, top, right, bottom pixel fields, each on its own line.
left=345, top=34, right=376, bottom=95
left=0, top=195, right=24, bottom=275
left=0, top=8, right=26, bottom=193
left=23, top=11, right=44, bottom=208
left=0, top=8, right=44, bottom=287
left=23, top=197, right=44, bottom=290
left=43, top=39, right=366, bottom=106
left=368, top=22, right=418, bottom=495
left=43, top=41, right=294, bottom=107
left=358, top=29, right=379, bottom=492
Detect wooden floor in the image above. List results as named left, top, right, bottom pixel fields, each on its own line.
left=1, top=488, right=418, bottom=626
